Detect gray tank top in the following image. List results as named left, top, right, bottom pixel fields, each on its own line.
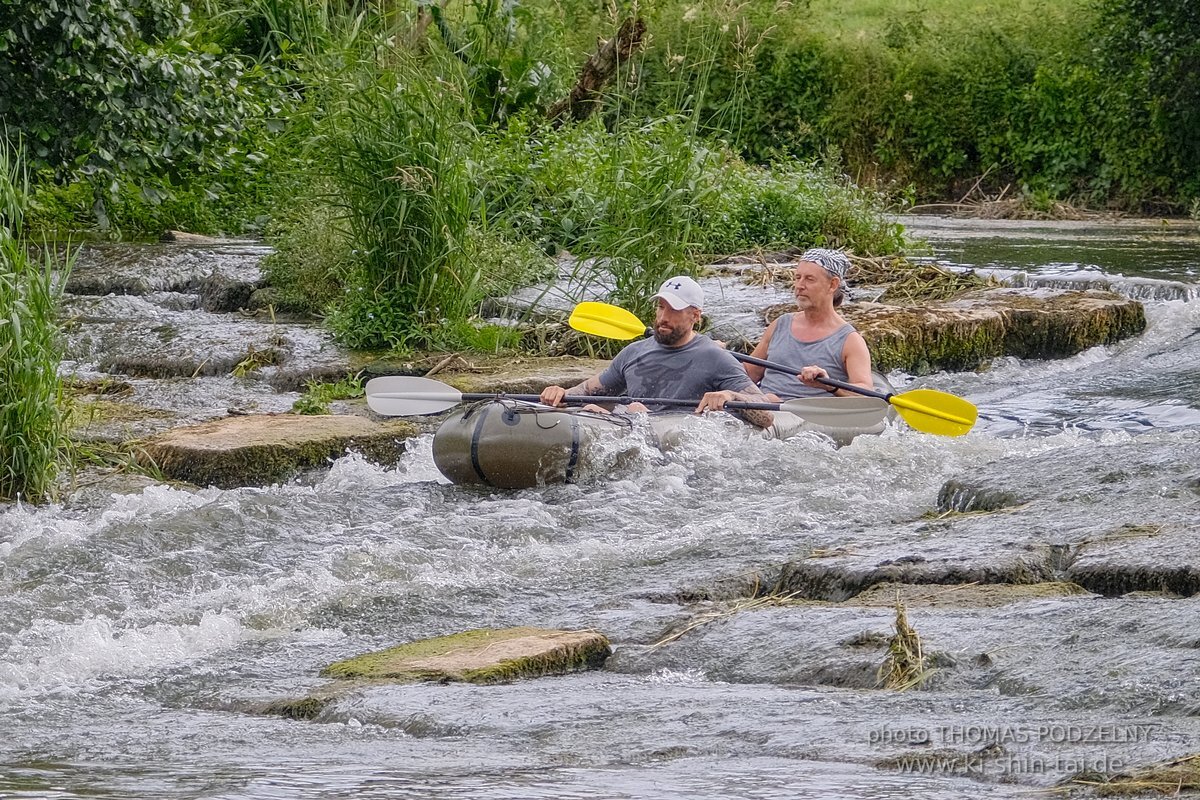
left=758, top=315, right=854, bottom=399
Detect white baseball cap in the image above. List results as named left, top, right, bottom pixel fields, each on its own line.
left=654, top=275, right=704, bottom=310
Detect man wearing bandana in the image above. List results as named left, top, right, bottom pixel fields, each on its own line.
left=745, top=248, right=876, bottom=401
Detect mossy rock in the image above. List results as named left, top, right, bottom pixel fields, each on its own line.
left=135, top=413, right=418, bottom=488
left=258, top=694, right=339, bottom=721
left=321, top=626, right=612, bottom=685
left=794, top=287, right=1147, bottom=374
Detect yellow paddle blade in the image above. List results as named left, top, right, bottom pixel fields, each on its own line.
left=568, top=301, right=648, bottom=341
left=890, top=388, right=978, bottom=437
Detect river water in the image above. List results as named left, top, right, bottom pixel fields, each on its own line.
left=1, top=217, right=1198, bottom=798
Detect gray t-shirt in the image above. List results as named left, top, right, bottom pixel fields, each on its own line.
left=596, top=334, right=755, bottom=408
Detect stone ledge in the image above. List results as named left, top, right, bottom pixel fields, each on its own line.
left=321, top=626, right=612, bottom=684
left=839, top=288, right=1145, bottom=374
left=135, top=413, right=418, bottom=488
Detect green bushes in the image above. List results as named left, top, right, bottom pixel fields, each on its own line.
left=1, top=141, right=69, bottom=503
left=701, top=161, right=905, bottom=255
left=628, top=0, right=1199, bottom=210
left=475, top=116, right=717, bottom=321
left=264, top=67, right=903, bottom=350
left=0, top=0, right=273, bottom=227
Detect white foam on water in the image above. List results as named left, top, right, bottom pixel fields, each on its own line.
left=97, top=483, right=225, bottom=526
left=0, top=612, right=247, bottom=699
left=647, top=668, right=712, bottom=685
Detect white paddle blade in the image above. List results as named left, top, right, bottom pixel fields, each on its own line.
left=778, top=395, right=891, bottom=428
left=365, top=376, right=464, bottom=416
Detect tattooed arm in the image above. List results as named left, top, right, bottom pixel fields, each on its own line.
left=539, top=374, right=608, bottom=406
left=696, top=382, right=774, bottom=429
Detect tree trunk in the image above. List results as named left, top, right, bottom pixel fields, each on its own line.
left=546, top=16, right=646, bottom=125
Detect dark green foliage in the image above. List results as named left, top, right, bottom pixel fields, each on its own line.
left=0, top=0, right=269, bottom=225
left=629, top=0, right=1198, bottom=210
left=199, top=0, right=338, bottom=59
left=1094, top=0, right=1200, bottom=200
left=429, top=0, right=569, bottom=125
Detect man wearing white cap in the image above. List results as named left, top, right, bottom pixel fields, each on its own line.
left=539, top=275, right=773, bottom=428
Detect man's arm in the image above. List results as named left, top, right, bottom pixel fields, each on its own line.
left=696, top=382, right=774, bottom=429
left=842, top=332, right=875, bottom=391
left=539, top=374, right=610, bottom=406
left=743, top=318, right=779, bottom=383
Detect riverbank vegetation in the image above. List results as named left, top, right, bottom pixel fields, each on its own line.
left=1, top=0, right=1196, bottom=351
left=631, top=0, right=1199, bottom=212
left=0, top=143, right=70, bottom=502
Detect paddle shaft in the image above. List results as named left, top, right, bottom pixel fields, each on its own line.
left=450, top=393, right=784, bottom=411
left=578, top=311, right=883, bottom=400
left=732, top=351, right=976, bottom=431
left=731, top=352, right=887, bottom=400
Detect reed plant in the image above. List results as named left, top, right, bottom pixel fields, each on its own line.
left=877, top=595, right=934, bottom=691
left=315, top=57, right=476, bottom=350
left=0, top=139, right=70, bottom=503
left=562, top=117, right=717, bottom=322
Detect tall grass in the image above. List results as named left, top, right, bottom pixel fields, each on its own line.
left=315, top=57, right=477, bottom=349
left=263, top=1, right=908, bottom=350
left=477, top=115, right=717, bottom=322
left=1, top=139, right=70, bottom=503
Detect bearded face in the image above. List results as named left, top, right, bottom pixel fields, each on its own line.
left=652, top=300, right=700, bottom=346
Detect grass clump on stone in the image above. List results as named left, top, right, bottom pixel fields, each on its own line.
left=877, top=594, right=934, bottom=690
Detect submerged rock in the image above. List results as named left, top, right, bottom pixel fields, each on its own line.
left=321, top=626, right=612, bottom=684
left=135, top=413, right=418, bottom=488
left=936, top=479, right=1025, bottom=513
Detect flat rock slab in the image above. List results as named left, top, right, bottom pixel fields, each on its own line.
left=844, top=580, right=1092, bottom=608
left=836, top=288, right=1145, bottom=374
left=321, top=626, right=612, bottom=684
left=363, top=355, right=611, bottom=396
left=136, top=413, right=418, bottom=488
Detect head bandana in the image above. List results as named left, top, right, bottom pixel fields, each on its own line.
left=799, top=248, right=853, bottom=299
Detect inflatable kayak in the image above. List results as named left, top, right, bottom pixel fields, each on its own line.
left=431, top=401, right=641, bottom=488
left=431, top=392, right=894, bottom=488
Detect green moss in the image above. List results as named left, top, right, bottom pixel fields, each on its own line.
left=259, top=696, right=336, bottom=721
left=321, top=627, right=612, bottom=685
left=137, top=422, right=418, bottom=488
left=849, top=290, right=1145, bottom=374
left=66, top=399, right=176, bottom=428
